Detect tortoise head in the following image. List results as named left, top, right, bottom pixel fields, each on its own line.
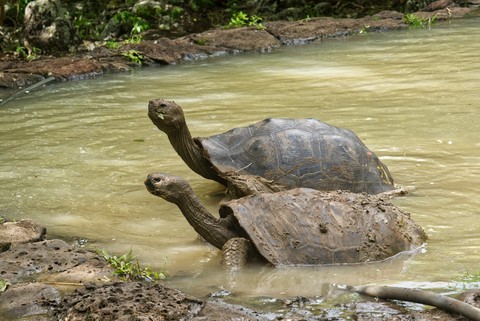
left=145, top=173, right=191, bottom=204
left=147, top=99, right=186, bottom=134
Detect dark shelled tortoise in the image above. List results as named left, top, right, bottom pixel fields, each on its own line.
left=145, top=173, right=426, bottom=269
left=147, top=99, right=396, bottom=198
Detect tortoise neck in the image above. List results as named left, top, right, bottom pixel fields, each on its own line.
left=173, top=190, right=238, bottom=249
left=168, top=124, right=224, bottom=184
left=169, top=124, right=202, bottom=169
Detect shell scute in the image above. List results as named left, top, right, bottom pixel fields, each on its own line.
left=200, top=118, right=394, bottom=194
left=223, top=189, right=426, bottom=266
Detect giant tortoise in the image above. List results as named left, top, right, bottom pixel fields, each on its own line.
left=147, top=99, right=396, bottom=197
left=144, top=173, right=426, bottom=269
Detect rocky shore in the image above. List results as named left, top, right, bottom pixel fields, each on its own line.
left=1, top=2, right=478, bottom=95
left=2, top=219, right=480, bottom=320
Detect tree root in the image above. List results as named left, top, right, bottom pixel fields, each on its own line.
left=354, top=285, right=480, bottom=321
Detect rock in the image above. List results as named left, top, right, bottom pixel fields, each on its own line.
left=266, top=17, right=407, bottom=45
left=421, top=0, right=455, bottom=11
left=193, top=300, right=265, bottom=320
left=133, top=0, right=163, bottom=18
left=0, top=239, right=109, bottom=283
left=457, top=288, right=480, bottom=306
left=4, top=57, right=104, bottom=80
left=0, top=282, right=60, bottom=320
left=50, top=282, right=204, bottom=321
left=23, top=0, right=79, bottom=52
left=188, top=27, right=281, bottom=52
left=0, top=72, right=47, bottom=89
left=372, top=10, right=405, bottom=20
left=0, top=219, right=46, bottom=251
left=122, top=40, right=183, bottom=65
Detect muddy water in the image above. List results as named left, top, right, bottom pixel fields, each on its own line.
left=1, top=18, right=480, bottom=301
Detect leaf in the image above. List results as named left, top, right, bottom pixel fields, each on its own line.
left=0, top=279, right=10, bottom=292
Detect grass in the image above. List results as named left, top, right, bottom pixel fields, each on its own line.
left=122, top=49, right=144, bottom=65
left=99, top=249, right=166, bottom=282
left=0, top=279, right=10, bottom=292
left=447, top=267, right=480, bottom=291
left=15, top=46, right=41, bottom=62
left=226, top=11, right=265, bottom=30
left=403, top=13, right=437, bottom=28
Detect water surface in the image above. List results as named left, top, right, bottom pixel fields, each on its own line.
left=1, top=18, right=479, bottom=300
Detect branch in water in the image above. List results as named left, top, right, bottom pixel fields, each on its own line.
left=354, top=285, right=480, bottom=321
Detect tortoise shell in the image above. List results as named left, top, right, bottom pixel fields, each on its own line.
left=219, top=189, right=426, bottom=266
left=199, top=118, right=394, bottom=195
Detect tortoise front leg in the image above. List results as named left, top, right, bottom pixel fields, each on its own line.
left=221, top=237, right=256, bottom=270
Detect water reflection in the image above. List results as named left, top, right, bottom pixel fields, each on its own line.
left=0, top=18, right=479, bottom=299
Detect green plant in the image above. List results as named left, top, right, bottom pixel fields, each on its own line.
left=226, top=11, right=265, bottom=30
left=106, top=40, right=121, bottom=50
left=26, top=46, right=40, bottom=61
left=122, top=49, right=143, bottom=65
left=459, top=268, right=480, bottom=283
left=74, top=14, right=98, bottom=40
left=301, top=15, right=312, bottom=22
left=448, top=268, right=480, bottom=291
left=123, top=34, right=143, bottom=44
left=0, top=279, right=10, bottom=292
left=99, top=249, right=165, bottom=282
left=113, top=11, right=150, bottom=35
left=170, top=6, right=183, bottom=23
left=131, top=16, right=149, bottom=34
left=15, top=46, right=27, bottom=58
left=15, top=45, right=40, bottom=61
left=359, top=25, right=370, bottom=34
left=403, top=13, right=437, bottom=28
left=1, top=0, right=35, bottom=27
left=228, top=11, right=248, bottom=27
left=248, top=14, right=264, bottom=29
left=195, top=38, right=206, bottom=46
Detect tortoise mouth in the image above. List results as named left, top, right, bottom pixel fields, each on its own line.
left=144, top=174, right=163, bottom=193
left=151, top=110, right=164, bottom=120
left=148, top=100, right=167, bottom=120
left=144, top=178, right=155, bottom=193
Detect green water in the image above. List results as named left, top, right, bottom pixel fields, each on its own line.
left=1, top=18, right=479, bottom=300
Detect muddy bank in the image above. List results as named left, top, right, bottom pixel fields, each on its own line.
left=1, top=3, right=478, bottom=95
left=1, top=219, right=480, bottom=321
